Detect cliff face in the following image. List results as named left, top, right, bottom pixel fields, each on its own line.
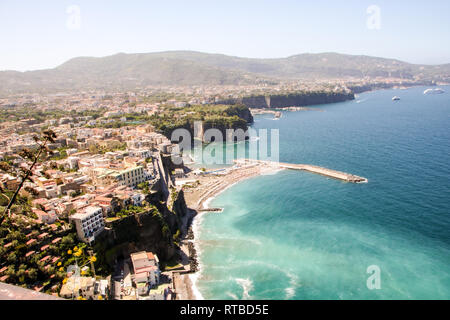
left=160, top=105, right=253, bottom=143
left=348, top=80, right=436, bottom=94
left=269, top=92, right=354, bottom=107
left=170, top=189, right=191, bottom=237
left=223, top=104, right=254, bottom=123
left=95, top=209, right=177, bottom=271
left=201, top=117, right=249, bottom=142
left=217, top=92, right=355, bottom=108
left=172, top=190, right=189, bottom=220
left=197, top=105, right=253, bottom=142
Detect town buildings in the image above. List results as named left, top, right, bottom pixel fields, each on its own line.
left=130, top=251, right=161, bottom=296
left=59, top=275, right=110, bottom=300
left=69, top=206, right=105, bottom=244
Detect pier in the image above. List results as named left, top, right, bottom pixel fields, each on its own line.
left=185, top=159, right=368, bottom=211
left=235, top=159, right=368, bottom=183
left=278, top=163, right=368, bottom=183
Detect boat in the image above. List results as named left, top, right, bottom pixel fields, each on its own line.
left=392, top=96, right=400, bottom=101
left=424, top=88, right=445, bottom=95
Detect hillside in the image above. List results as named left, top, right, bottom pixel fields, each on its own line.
left=0, top=51, right=449, bottom=94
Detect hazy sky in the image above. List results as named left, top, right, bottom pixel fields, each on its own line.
left=1, top=0, right=450, bottom=71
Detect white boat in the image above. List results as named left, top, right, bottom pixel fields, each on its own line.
left=392, top=96, right=400, bottom=101
left=424, top=88, right=445, bottom=95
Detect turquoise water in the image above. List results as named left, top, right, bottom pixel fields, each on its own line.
left=194, top=86, right=450, bottom=300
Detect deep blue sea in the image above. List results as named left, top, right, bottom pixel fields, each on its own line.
left=193, top=86, right=450, bottom=300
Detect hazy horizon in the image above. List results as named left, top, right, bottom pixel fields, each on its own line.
left=1, top=0, right=450, bottom=71
left=2, top=50, right=450, bottom=73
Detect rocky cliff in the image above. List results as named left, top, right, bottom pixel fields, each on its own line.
left=217, top=92, right=355, bottom=108
left=93, top=193, right=193, bottom=275
left=347, top=80, right=436, bottom=94
left=94, top=209, right=176, bottom=269
left=158, top=105, right=253, bottom=143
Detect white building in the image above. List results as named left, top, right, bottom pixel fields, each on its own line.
left=44, top=184, right=59, bottom=199
left=128, top=149, right=152, bottom=159
left=130, top=192, right=145, bottom=206
left=66, top=156, right=80, bottom=170
left=113, top=166, right=146, bottom=189
left=70, top=206, right=105, bottom=243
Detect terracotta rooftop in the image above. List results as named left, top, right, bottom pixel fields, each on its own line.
left=26, top=239, right=36, bottom=245
left=39, top=255, right=51, bottom=263
left=0, top=275, right=9, bottom=282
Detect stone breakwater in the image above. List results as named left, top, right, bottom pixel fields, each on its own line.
left=188, top=241, right=199, bottom=273
left=233, top=159, right=368, bottom=183
left=277, top=163, right=368, bottom=183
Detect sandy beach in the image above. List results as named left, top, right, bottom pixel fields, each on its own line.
left=176, top=160, right=284, bottom=300
left=183, top=160, right=285, bottom=210
left=173, top=273, right=196, bottom=300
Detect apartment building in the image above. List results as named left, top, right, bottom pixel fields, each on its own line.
left=70, top=206, right=105, bottom=243
left=113, top=166, right=146, bottom=189
left=130, top=251, right=160, bottom=296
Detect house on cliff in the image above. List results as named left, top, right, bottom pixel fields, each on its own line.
left=130, top=251, right=161, bottom=297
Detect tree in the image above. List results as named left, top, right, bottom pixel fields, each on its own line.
left=7, top=252, right=17, bottom=264
left=61, top=235, right=75, bottom=245
left=28, top=268, right=38, bottom=281
left=0, top=130, right=57, bottom=225
left=137, top=181, right=150, bottom=194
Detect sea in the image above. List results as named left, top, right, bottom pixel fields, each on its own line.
left=192, top=85, right=450, bottom=300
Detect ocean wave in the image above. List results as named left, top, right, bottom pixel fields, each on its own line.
left=226, top=292, right=239, bottom=300
left=284, top=271, right=300, bottom=299
left=189, top=272, right=205, bottom=300
left=235, top=278, right=254, bottom=300
left=190, top=212, right=206, bottom=300
left=285, top=287, right=296, bottom=299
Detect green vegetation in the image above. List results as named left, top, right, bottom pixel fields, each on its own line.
left=87, top=142, right=127, bottom=154
left=161, top=257, right=183, bottom=271
left=137, top=181, right=151, bottom=194
left=0, top=107, right=106, bottom=124
left=93, top=203, right=175, bottom=274
left=113, top=205, right=149, bottom=219
left=150, top=104, right=251, bottom=139
left=49, top=147, right=69, bottom=161
left=0, top=216, right=92, bottom=295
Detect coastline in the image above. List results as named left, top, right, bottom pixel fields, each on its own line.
left=182, top=162, right=285, bottom=300
left=180, top=157, right=368, bottom=300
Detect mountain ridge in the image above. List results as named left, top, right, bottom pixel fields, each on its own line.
left=1, top=51, right=449, bottom=94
